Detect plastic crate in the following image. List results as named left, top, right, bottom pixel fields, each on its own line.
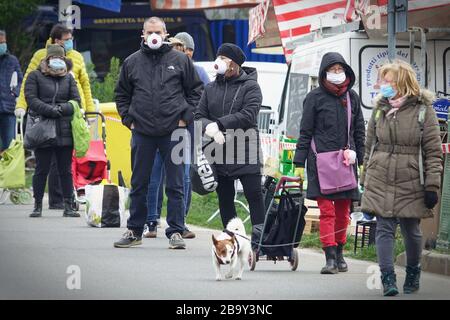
left=279, top=136, right=297, bottom=163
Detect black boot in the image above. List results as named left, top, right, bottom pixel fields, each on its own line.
left=30, top=200, right=42, bottom=218
left=404, top=265, right=421, bottom=294
left=321, top=246, right=339, bottom=274
left=336, top=243, right=348, bottom=272
left=251, top=224, right=264, bottom=251
left=381, top=271, right=399, bottom=296
left=63, top=198, right=80, bottom=217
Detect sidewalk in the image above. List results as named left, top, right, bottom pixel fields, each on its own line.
left=0, top=202, right=449, bottom=300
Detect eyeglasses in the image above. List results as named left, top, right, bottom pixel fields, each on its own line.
left=328, top=66, right=345, bottom=73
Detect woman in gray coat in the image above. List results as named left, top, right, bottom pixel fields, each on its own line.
left=25, top=44, right=80, bottom=218
left=361, top=60, right=442, bottom=296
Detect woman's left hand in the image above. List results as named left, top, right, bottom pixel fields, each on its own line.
left=424, top=191, right=438, bottom=209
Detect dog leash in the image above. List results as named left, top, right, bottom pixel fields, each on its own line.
left=223, top=226, right=350, bottom=248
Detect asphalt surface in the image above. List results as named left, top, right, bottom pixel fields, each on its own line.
left=0, top=202, right=449, bottom=300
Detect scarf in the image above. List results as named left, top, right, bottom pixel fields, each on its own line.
left=386, top=95, right=407, bottom=117
left=322, top=77, right=351, bottom=97
left=322, top=77, right=351, bottom=107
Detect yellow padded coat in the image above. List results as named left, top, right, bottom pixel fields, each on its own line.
left=17, top=38, right=94, bottom=112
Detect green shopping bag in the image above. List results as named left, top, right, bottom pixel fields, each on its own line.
left=0, top=119, right=25, bottom=189
left=70, top=100, right=90, bottom=158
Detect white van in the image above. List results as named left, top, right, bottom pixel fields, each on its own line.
left=278, top=31, right=450, bottom=138
left=194, top=61, right=288, bottom=112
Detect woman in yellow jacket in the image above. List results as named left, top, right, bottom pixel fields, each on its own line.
left=16, top=24, right=94, bottom=114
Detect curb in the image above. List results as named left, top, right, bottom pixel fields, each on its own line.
left=396, top=250, right=450, bottom=276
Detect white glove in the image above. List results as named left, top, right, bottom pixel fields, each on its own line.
left=205, top=122, right=219, bottom=138
left=14, top=108, right=25, bottom=118
left=213, top=131, right=225, bottom=145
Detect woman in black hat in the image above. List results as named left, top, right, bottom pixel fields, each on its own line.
left=24, top=44, right=81, bottom=218
left=195, top=43, right=264, bottom=239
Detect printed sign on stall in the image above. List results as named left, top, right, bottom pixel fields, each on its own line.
left=360, top=46, right=422, bottom=109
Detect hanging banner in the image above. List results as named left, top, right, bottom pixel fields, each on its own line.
left=248, top=0, right=270, bottom=45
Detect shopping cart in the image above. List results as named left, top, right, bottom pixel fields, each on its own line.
left=249, top=176, right=307, bottom=271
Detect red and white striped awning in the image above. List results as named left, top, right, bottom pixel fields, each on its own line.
left=272, top=0, right=360, bottom=61
left=150, top=0, right=260, bottom=10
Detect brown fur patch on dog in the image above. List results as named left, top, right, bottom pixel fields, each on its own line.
left=212, top=236, right=235, bottom=258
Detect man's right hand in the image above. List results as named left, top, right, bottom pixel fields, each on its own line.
left=131, top=123, right=135, bottom=129
left=294, top=166, right=305, bottom=181
left=14, top=108, right=25, bottom=118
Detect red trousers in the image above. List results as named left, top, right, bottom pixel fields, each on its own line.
left=316, top=198, right=351, bottom=248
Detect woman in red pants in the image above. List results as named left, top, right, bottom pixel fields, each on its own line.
left=293, top=52, right=366, bottom=274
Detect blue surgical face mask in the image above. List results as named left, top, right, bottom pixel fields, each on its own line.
left=0, top=43, right=7, bottom=55
left=380, top=84, right=397, bottom=98
left=64, top=39, right=73, bottom=52
left=49, top=58, right=66, bottom=70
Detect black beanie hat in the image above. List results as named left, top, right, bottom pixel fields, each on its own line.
left=217, top=43, right=246, bottom=66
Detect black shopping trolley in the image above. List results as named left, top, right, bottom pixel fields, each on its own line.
left=249, top=176, right=308, bottom=271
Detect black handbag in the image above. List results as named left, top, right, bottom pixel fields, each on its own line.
left=190, top=140, right=218, bottom=195
left=24, top=114, right=57, bottom=150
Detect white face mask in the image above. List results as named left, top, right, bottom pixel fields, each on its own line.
left=326, top=71, right=346, bottom=84
left=214, top=58, right=228, bottom=75
left=146, top=33, right=163, bottom=50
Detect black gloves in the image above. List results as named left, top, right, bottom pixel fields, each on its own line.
left=50, top=105, right=63, bottom=118
left=58, top=103, right=74, bottom=116
left=424, top=191, right=438, bottom=209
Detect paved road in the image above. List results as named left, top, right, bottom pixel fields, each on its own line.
left=1, top=203, right=449, bottom=300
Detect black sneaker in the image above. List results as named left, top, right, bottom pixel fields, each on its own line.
left=114, top=230, right=142, bottom=248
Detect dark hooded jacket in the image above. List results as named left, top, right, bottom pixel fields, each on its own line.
left=115, top=42, right=203, bottom=136
left=194, top=67, right=263, bottom=177
left=24, top=58, right=80, bottom=147
left=293, top=52, right=365, bottom=200
left=0, top=52, right=23, bottom=114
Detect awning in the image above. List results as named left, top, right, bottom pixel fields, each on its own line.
left=150, top=0, right=260, bottom=10
left=250, top=0, right=450, bottom=63
left=75, top=0, right=122, bottom=12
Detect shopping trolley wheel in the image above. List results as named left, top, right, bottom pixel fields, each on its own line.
left=18, top=190, right=33, bottom=205
left=289, top=248, right=299, bottom=271
left=10, top=191, right=21, bottom=205
left=249, top=250, right=257, bottom=271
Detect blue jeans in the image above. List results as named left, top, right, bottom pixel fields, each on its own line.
left=128, top=130, right=185, bottom=239
left=0, top=114, right=16, bottom=151
left=146, top=151, right=165, bottom=224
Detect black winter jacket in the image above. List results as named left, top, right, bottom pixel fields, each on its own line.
left=293, top=52, right=366, bottom=201
left=195, top=67, right=263, bottom=177
left=115, top=42, right=203, bottom=136
left=24, top=60, right=80, bottom=147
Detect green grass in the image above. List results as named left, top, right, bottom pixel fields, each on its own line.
left=161, top=192, right=254, bottom=234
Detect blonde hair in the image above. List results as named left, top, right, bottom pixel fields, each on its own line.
left=379, top=60, right=421, bottom=97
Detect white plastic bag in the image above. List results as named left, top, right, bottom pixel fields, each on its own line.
left=85, top=184, right=130, bottom=228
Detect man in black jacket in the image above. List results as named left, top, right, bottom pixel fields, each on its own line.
left=114, top=17, right=203, bottom=249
